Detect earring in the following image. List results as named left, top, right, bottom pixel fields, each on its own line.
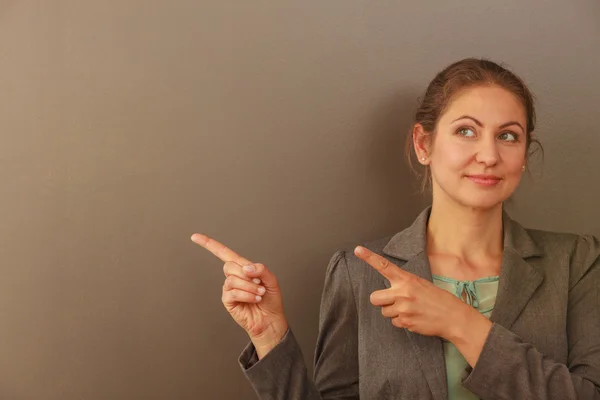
left=421, top=157, right=426, bottom=161
left=522, top=165, right=526, bottom=171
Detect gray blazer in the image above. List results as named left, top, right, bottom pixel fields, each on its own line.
left=238, top=207, right=600, bottom=399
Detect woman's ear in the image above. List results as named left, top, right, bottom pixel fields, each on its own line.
left=412, top=123, right=431, bottom=165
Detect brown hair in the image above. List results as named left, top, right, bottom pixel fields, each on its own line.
left=405, top=58, right=543, bottom=191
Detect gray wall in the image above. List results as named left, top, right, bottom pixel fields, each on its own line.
left=0, top=1, right=598, bottom=399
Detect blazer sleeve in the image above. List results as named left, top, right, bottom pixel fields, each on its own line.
left=238, top=250, right=360, bottom=400
left=461, top=234, right=600, bottom=399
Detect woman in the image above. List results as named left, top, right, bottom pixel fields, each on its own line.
left=192, top=58, right=600, bottom=399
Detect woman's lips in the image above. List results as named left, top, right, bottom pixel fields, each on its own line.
left=465, top=175, right=502, bottom=186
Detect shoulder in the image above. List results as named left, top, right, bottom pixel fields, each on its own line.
left=326, top=234, right=397, bottom=282
left=525, top=228, right=581, bottom=254
left=524, top=227, right=598, bottom=259
left=523, top=227, right=600, bottom=288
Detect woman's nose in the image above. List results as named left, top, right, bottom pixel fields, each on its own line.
left=474, top=136, right=499, bottom=166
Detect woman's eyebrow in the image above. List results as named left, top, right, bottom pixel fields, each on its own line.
left=452, top=115, right=483, bottom=126
left=498, top=121, right=525, bottom=132
left=451, top=115, right=525, bottom=132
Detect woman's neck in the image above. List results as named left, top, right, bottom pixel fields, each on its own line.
left=426, top=198, right=504, bottom=260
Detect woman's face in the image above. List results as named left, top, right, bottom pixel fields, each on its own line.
left=426, top=85, right=528, bottom=210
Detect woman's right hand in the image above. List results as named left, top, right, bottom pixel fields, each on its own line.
left=191, top=233, right=288, bottom=358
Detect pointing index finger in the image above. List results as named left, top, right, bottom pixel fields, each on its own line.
left=354, top=245, right=410, bottom=281
left=191, top=233, right=253, bottom=266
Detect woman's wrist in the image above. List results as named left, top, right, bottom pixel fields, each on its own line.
left=251, top=320, right=289, bottom=359
left=444, top=302, right=478, bottom=343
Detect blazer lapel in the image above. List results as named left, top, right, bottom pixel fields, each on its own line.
left=490, top=211, right=544, bottom=328
left=382, top=252, right=448, bottom=400
left=382, top=208, right=448, bottom=400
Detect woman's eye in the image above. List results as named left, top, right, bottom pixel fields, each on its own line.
left=457, top=127, right=476, bottom=137
left=498, top=132, right=518, bottom=142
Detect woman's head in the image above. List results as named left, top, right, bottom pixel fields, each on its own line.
left=407, top=58, right=541, bottom=210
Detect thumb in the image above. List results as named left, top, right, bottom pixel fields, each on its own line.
left=242, top=263, right=279, bottom=289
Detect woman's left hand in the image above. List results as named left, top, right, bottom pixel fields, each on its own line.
left=354, top=245, right=478, bottom=341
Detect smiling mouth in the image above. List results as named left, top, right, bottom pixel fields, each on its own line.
left=465, top=175, right=502, bottom=186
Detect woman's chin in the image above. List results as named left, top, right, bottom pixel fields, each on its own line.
left=453, top=192, right=506, bottom=211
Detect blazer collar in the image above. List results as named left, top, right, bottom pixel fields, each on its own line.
left=382, top=205, right=543, bottom=261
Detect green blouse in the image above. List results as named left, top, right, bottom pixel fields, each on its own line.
left=432, top=275, right=500, bottom=400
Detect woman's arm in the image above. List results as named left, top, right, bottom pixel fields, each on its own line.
left=454, top=234, right=600, bottom=399
left=239, top=250, right=360, bottom=400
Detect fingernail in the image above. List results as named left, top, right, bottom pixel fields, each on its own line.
left=255, top=295, right=262, bottom=302
left=252, top=278, right=261, bottom=284
left=257, top=286, right=265, bottom=295
left=243, top=265, right=255, bottom=273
